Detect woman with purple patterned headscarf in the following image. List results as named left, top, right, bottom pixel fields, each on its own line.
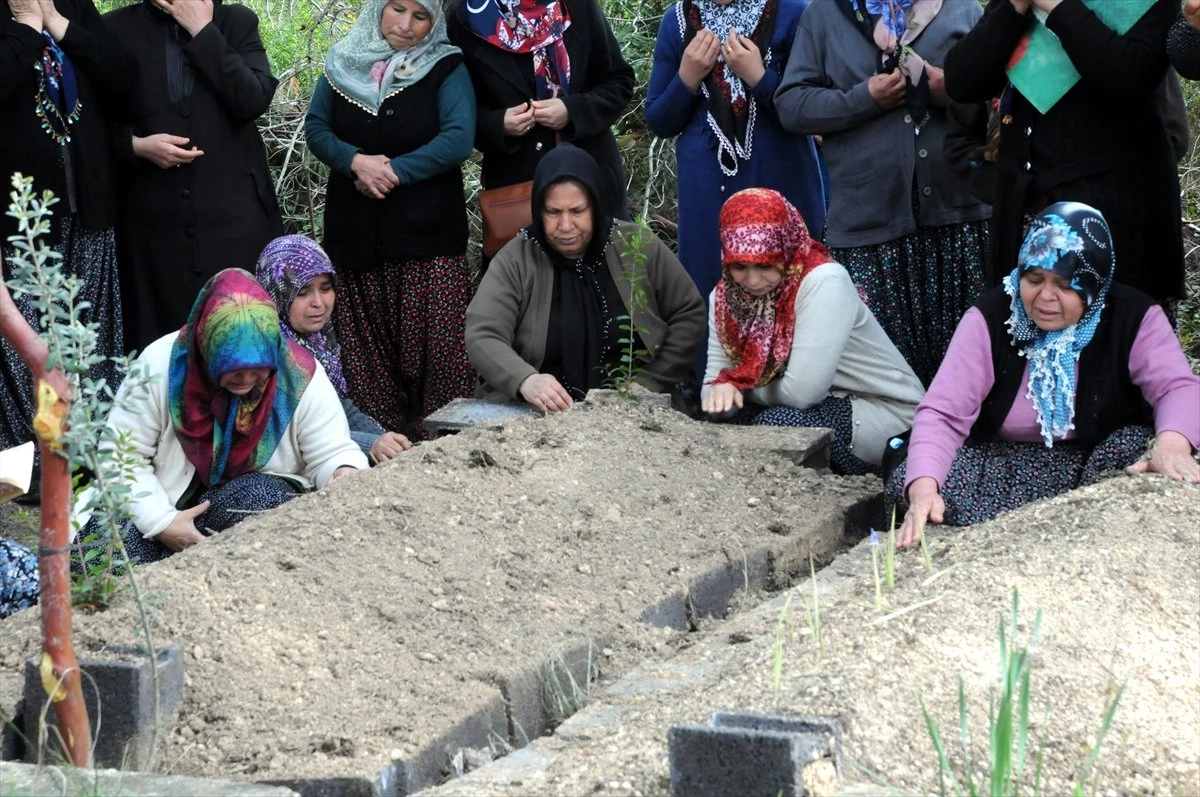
left=255, top=235, right=413, bottom=463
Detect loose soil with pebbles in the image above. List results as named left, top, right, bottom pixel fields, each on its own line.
left=1, top=396, right=1198, bottom=795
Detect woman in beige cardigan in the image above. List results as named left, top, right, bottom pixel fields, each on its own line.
left=466, top=145, right=705, bottom=413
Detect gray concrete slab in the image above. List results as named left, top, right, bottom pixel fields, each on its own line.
left=1, top=760, right=299, bottom=796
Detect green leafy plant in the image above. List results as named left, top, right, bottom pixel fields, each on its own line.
left=868, top=529, right=884, bottom=611
left=802, top=554, right=824, bottom=662
left=5, top=174, right=162, bottom=767
left=920, top=587, right=1124, bottom=797
left=603, top=223, right=654, bottom=398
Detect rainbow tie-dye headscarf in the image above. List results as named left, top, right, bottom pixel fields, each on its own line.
left=168, top=269, right=317, bottom=486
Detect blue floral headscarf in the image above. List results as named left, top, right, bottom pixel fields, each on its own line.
left=1003, top=202, right=1114, bottom=446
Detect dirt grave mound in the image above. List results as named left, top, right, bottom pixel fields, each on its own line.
left=0, top=397, right=877, bottom=792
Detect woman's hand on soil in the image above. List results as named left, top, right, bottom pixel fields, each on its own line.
left=158, top=501, right=211, bottom=552
left=702, top=382, right=743, bottom=415
left=350, top=154, right=399, bottom=199
left=519, top=373, right=574, bottom=414
left=370, top=431, right=412, bottom=463
left=503, top=102, right=536, bottom=136
left=531, top=98, right=569, bottom=131
left=327, top=466, right=358, bottom=486
left=679, top=29, right=719, bottom=91
left=1126, top=431, right=1200, bottom=483
left=152, top=0, right=214, bottom=37
left=723, top=29, right=765, bottom=88
left=133, top=133, right=205, bottom=169
left=896, top=477, right=942, bottom=550
left=868, top=70, right=906, bottom=111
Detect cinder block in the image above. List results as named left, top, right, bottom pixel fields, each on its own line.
left=668, top=712, right=843, bottom=797
left=423, top=398, right=538, bottom=438
left=23, top=646, right=184, bottom=770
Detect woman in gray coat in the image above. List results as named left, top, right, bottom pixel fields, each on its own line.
left=773, top=0, right=990, bottom=386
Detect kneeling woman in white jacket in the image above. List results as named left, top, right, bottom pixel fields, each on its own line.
left=104, top=268, right=367, bottom=564
left=702, top=188, right=924, bottom=475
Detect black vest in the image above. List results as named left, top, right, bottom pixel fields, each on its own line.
left=971, top=284, right=1155, bottom=447
left=322, top=56, right=468, bottom=270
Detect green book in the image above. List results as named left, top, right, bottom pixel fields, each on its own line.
left=1006, top=0, right=1156, bottom=114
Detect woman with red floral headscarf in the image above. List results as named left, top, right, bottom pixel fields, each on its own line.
left=702, top=188, right=924, bottom=475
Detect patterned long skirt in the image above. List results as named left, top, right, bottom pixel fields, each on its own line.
left=884, top=425, right=1153, bottom=527
left=1, top=536, right=39, bottom=619
left=755, top=396, right=878, bottom=476
left=832, top=220, right=988, bottom=387
left=0, top=219, right=124, bottom=459
left=117, top=472, right=301, bottom=565
left=336, top=255, right=476, bottom=438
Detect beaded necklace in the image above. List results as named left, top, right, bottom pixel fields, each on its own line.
left=34, top=32, right=82, bottom=146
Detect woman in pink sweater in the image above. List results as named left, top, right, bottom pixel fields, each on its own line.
left=890, top=202, right=1199, bottom=548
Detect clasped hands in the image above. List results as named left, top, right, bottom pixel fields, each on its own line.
left=679, top=28, right=764, bottom=92
left=9, top=0, right=67, bottom=39
left=351, top=153, right=399, bottom=199
left=503, top=97, right=569, bottom=137
left=150, top=0, right=214, bottom=37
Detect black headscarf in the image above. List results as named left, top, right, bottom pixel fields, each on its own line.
left=527, top=144, right=627, bottom=399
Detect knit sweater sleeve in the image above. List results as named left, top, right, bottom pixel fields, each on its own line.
left=750, top=265, right=853, bottom=409
left=633, top=237, right=707, bottom=393
left=1128, top=305, right=1200, bottom=449
left=390, top=64, right=476, bottom=184
left=465, top=247, right=541, bottom=399
left=292, top=365, right=370, bottom=488
left=772, top=5, right=888, bottom=135
left=304, top=76, right=358, bottom=177
left=1168, top=12, right=1200, bottom=80
left=904, top=308, right=996, bottom=491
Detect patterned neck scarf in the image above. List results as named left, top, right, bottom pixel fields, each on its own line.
left=1004, top=202, right=1114, bottom=447
left=678, top=0, right=778, bottom=177
left=325, top=0, right=460, bottom=114
left=843, top=0, right=942, bottom=125
left=169, top=269, right=316, bottom=486
left=712, top=188, right=831, bottom=390
left=458, top=0, right=572, bottom=99
left=35, top=32, right=81, bottom=145
left=255, top=235, right=349, bottom=398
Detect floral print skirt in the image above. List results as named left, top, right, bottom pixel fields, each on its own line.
left=884, top=425, right=1153, bottom=527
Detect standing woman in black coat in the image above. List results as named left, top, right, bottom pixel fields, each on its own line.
left=104, top=0, right=283, bottom=352
left=944, top=0, right=1183, bottom=306
left=448, top=0, right=636, bottom=234
left=0, top=0, right=132, bottom=458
